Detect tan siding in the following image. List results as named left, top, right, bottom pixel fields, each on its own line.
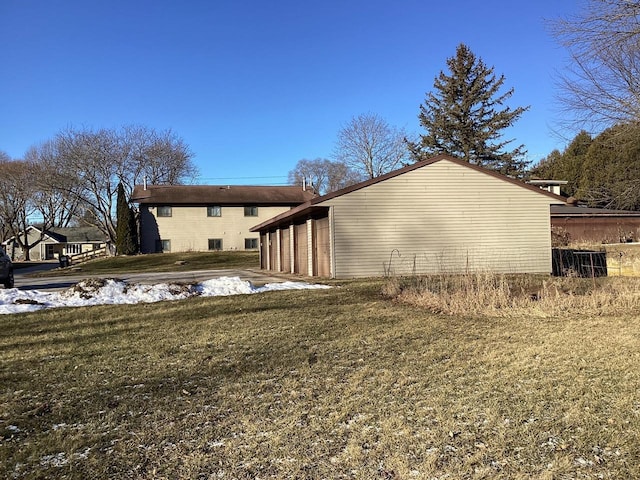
left=143, top=205, right=292, bottom=253
left=306, top=219, right=314, bottom=275
left=289, top=225, right=295, bottom=272
left=268, top=231, right=278, bottom=270
left=294, top=223, right=308, bottom=275
left=313, top=217, right=331, bottom=277
left=318, top=159, right=557, bottom=278
left=280, top=228, right=291, bottom=273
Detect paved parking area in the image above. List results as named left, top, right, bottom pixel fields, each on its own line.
left=13, top=266, right=292, bottom=292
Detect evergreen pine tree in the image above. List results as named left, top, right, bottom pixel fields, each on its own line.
left=409, top=44, right=529, bottom=177
left=116, top=183, right=138, bottom=255
left=578, top=124, right=640, bottom=210
left=530, top=131, right=592, bottom=198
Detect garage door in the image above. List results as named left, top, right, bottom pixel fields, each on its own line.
left=294, top=223, right=308, bottom=276
left=313, top=217, right=330, bottom=277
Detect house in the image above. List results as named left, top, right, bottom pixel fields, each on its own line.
left=550, top=202, right=640, bottom=245
left=250, top=154, right=568, bottom=279
left=130, top=184, right=315, bottom=253
left=2, top=225, right=109, bottom=261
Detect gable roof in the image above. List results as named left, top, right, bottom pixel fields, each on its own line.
left=48, top=226, right=109, bottom=243
left=2, top=225, right=107, bottom=245
left=131, top=184, right=315, bottom=206
left=1, top=225, right=62, bottom=245
left=251, top=154, right=569, bottom=232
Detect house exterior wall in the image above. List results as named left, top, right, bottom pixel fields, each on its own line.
left=5, top=229, right=48, bottom=261
left=317, top=159, right=557, bottom=278
left=139, top=204, right=294, bottom=253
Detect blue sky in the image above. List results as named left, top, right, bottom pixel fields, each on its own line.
left=1, top=0, right=579, bottom=185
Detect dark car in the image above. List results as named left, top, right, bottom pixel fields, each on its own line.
left=0, top=246, right=14, bottom=288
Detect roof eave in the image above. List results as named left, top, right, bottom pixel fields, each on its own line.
left=250, top=203, right=331, bottom=232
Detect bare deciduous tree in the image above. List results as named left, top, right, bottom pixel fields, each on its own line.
left=0, top=157, right=59, bottom=260
left=0, top=151, right=11, bottom=242
left=288, top=158, right=363, bottom=195
left=334, top=113, right=409, bottom=179
left=325, top=161, right=364, bottom=193
left=553, top=0, right=640, bottom=128
left=35, top=125, right=196, bottom=244
left=25, top=141, right=81, bottom=228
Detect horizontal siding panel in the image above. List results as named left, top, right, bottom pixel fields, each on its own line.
left=143, top=205, right=292, bottom=252
left=319, top=160, right=557, bottom=278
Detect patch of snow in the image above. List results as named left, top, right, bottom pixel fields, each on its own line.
left=0, top=276, right=330, bottom=315
left=40, top=452, right=68, bottom=468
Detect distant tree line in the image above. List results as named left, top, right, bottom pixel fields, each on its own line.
left=531, top=124, right=640, bottom=211
left=0, top=125, right=196, bottom=259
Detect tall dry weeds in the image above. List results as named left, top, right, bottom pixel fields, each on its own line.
left=388, top=273, right=640, bottom=318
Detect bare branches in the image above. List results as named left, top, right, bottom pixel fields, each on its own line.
left=287, top=158, right=363, bottom=195
left=334, top=113, right=409, bottom=179
left=553, top=0, right=640, bottom=128
left=30, top=125, right=196, bottom=244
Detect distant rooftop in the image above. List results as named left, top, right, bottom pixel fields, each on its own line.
left=551, top=205, right=640, bottom=217
left=527, top=179, right=568, bottom=196
left=131, top=184, right=315, bottom=205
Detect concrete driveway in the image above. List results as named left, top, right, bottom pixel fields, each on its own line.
left=13, top=264, right=291, bottom=292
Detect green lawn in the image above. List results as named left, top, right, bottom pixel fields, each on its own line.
left=2, top=277, right=640, bottom=478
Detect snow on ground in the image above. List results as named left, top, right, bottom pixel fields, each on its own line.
left=0, top=277, right=331, bottom=315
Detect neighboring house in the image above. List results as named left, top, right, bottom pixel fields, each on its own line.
left=551, top=203, right=640, bottom=245
left=2, top=225, right=109, bottom=261
left=251, top=154, right=568, bottom=279
left=130, top=184, right=315, bottom=253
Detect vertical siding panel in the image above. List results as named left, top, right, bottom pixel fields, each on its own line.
left=280, top=228, right=291, bottom=273
left=307, top=218, right=314, bottom=276
left=329, top=206, right=336, bottom=278
left=294, top=223, right=308, bottom=275
left=289, top=225, right=295, bottom=273
left=268, top=231, right=278, bottom=271
left=313, top=217, right=330, bottom=277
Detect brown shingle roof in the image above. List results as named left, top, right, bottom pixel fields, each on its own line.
left=131, top=184, right=315, bottom=205
left=48, top=226, right=109, bottom=243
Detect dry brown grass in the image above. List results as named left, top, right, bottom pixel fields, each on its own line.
left=2, top=278, right=640, bottom=478
left=387, top=273, right=640, bottom=318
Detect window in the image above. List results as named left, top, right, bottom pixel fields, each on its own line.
left=207, top=205, right=222, bottom=217
left=244, top=238, right=258, bottom=249
left=66, top=244, right=82, bottom=255
left=244, top=206, right=258, bottom=217
left=157, top=206, right=172, bottom=217
left=208, top=238, right=223, bottom=251
left=156, top=239, right=171, bottom=252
